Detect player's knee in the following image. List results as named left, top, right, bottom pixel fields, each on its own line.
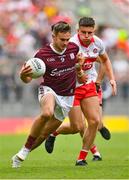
left=88, top=116, right=100, bottom=127
left=40, top=108, right=54, bottom=119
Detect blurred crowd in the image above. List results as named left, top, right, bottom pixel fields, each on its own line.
left=0, top=0, right=129, bottom=105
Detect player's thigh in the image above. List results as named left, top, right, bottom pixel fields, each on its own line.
left=81, top=96, right=100, bottom=123
left=40, top=93, right=56, bottom=115
left=69, top=106, right=85, bottom=129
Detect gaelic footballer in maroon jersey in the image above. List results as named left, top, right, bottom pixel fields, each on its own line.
left=11, top=21, right=87, bottom=168
left=35, top=42, right=79, bottom=96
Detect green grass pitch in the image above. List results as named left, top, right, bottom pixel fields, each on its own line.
left=0, top=132, right=129, bottom=179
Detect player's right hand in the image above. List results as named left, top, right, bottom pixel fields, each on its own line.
left=110, top=80, right=117, bottom=96
left=19, top=63, right=33, bottom=83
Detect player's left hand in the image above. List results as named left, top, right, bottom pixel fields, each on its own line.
left=77, top=72, right=88, bottom=84
left=110, top=80, right=117, bottom=96
left=76, top=53, right=85, bottom=66
left=95, top=82, right=101, bottom=93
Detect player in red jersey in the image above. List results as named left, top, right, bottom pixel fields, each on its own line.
left=44, top=58, right=109, bottom=161
left=45, top=17, right=117, bottom=166
left=26, top=59, right=108, bottom=162
left=74, top=17, right=116, bottom=166
left=11, top=21, right=87, bottom=168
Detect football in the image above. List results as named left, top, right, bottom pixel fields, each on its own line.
left=26, top=57, right=46, bottom=78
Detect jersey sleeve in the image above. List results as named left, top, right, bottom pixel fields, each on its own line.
left=99, top=39, right=105, bottom=55
left=34, top=49, right=45, bottom=62
left=34, top=50, right=42, bottom=58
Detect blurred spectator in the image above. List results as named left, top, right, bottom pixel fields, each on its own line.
left=113, top=50, right=129, bottom=100
left=0, top=57, right=14, bottom=102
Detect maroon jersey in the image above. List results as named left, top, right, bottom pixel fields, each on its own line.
left=34, top=42, right=79, bottom=96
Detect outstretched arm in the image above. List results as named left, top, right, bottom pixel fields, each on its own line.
left=96, top=56, right=105, bottom=85
left=99, top=53, right=117, bottom=95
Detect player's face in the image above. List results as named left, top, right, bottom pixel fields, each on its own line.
left=78, top=26, right=95, bottom=44
left=53, top=32, right=71, bottom=52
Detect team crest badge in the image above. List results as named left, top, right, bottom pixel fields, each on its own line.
left=70, top=53, right=75, bottom=59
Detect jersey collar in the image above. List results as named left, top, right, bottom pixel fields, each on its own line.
left=50, top=43, right=67, bottom=55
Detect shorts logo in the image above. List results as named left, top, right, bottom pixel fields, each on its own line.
left=39, top=86, right=44, bottom=95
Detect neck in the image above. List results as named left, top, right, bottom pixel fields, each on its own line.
left=83, top=40, right=91, bottom=46
left=52, top=43, right=62, bottom=53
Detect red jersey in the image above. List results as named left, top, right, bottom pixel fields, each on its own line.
left=34, top=42, right=79, bottom=96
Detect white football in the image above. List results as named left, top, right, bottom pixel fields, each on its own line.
left=26, top=57, right=46, bottom=78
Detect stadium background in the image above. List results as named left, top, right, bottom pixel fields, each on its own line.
left=0, top=0, right=129, bottom=134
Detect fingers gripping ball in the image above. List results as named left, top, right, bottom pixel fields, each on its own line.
left=26, top=58, right=46, bottom=78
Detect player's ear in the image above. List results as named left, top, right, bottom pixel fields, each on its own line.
left=92, top=26, right=96, bottom=33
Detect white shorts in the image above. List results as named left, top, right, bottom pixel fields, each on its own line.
left=38, top=85, right=74, bottom=121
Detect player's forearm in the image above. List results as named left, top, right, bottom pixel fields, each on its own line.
left=75, top=63, right=87, bottom=83
left=96, top=63, right=105, bottom=84
left=100, top=53, right=115, bottom=81
left=103, top=58, right=115, bottom=81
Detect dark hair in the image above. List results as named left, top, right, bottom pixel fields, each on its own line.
left=79, top=17, right=95, bottom=27
left=51, top=21, right=71, bottom=35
